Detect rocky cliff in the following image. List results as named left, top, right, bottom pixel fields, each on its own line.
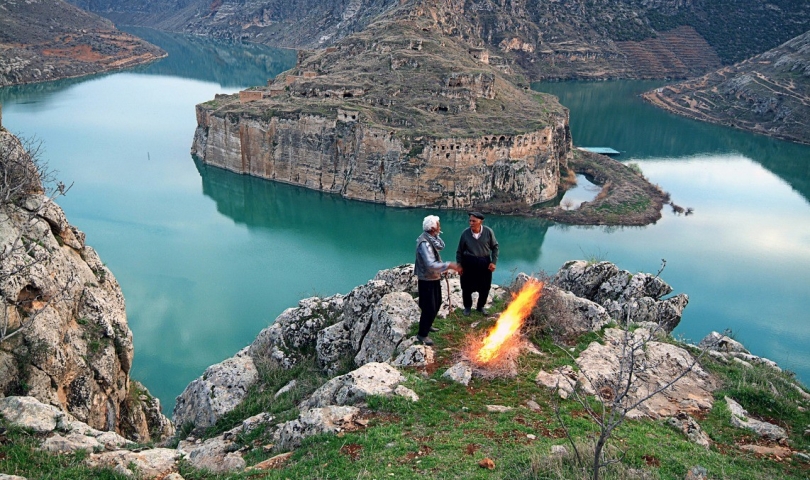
left=0, top=129, right=172, bottom=442
left=192, top=4, right=573, bottom=209
left=72, top=0, right=810, bottom=81
left=642, top=30, right=810, bottom=146
left=0, top=0, right=165, bottom=87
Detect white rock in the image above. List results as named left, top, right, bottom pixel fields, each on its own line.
left=442, top=362, right=472, bottom=386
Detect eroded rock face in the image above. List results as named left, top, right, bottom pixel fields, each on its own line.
left=0, top=131, right=171, bottom=442
left=172, top=347, right=258, bottom=430
left=193, top=111, right=567, bottom=209
left=300, top=362, right=404, bottom=409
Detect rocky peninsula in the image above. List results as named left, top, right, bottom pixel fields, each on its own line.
left=191, top=0, right=670, bottom=224
left=0, top=0, right=165, bottom=87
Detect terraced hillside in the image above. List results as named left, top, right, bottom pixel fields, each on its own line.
left=642, top=30, right=810, bottom=145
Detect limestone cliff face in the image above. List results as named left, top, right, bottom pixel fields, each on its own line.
left=192, top=105, right=570, bottom=208
left=0, top=130, right=172, bottom=442
left=191, top=8, right=572, bottom=210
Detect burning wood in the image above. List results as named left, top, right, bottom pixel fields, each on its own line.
left=474, top=279, right=544, bottom=365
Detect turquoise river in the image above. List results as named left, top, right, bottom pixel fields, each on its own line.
left=1, top=28, right=808, bottom=411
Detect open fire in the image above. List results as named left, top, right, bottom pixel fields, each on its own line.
left=474, top=279, right=544, bottom=364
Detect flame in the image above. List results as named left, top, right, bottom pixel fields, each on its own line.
left=475, top=279, right=544, bottom=364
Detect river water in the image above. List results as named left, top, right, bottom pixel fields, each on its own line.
left=1, top=29, right=808, bottom=411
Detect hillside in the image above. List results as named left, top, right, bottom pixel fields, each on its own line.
left=69, top=0, right=810, bottom=81
left=642, top=31, right=810, bottom=146
left=0, top=0, right=165, bottom=86
left=2, top=263, right=809, bottom=479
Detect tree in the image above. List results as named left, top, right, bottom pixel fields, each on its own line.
left=548, top=262, right=707, bottom=480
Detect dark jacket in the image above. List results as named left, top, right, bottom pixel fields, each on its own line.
left=456, top=226, right=499, bottom=265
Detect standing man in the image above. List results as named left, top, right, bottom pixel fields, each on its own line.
left=415, top=215, right=461, bottom=345
left=456, top=212, right=499, bottom=315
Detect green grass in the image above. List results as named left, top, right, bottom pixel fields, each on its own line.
left=3, top=305, right=809, bottom=479
left=0, top=426, right=129, bottom=479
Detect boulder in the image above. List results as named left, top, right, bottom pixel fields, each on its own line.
left=0, top=396, right=136, bottom=454
left=316, top=320, right=353, bottom=375
left=178, top=435, right=246, bottom=473
left=354, top=292, right=420, bottom=365
left=552, top=260, right=687, bottom=332
left=85, top=448, right=181, bottom=479
left=274, top=405, right=361, bottom=450
left=172, top=347, right=258, bottom=430
left=442, top=362, right=473, bottom=386
left=666, top=412, right=711, bottom=449
left=392, top=341, right=434, bottom=367
left=250, top=294, right=345, bottom=369
left=725, top=396, right=788, bottom=442
left=698, top=332, right=749, bottom=354
left=301, top=362, right=405, bottom=409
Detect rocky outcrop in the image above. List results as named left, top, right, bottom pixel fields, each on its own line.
left=0, top=130, right=171, bottom=442
left=552, top=260, right=689, bottom=332
left=173, top=264, right=500, bottom=430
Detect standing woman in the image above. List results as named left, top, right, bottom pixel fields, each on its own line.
left=456, top=212, right=499, bottom=315
left=415, top=215, right=461, bottom=345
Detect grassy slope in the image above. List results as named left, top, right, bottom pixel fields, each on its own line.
left=3, top=301, right=808, bottom=479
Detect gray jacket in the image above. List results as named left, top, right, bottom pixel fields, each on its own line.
left=415, top=232, right=450, bottom=281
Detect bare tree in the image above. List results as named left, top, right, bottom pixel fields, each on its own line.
left=548, top=262, right=706, bottom=480
left=0, top=132, right=74, bottom=344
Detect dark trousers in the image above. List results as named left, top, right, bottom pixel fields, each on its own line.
left=417, top=279, right=442, bottom=337
left=460, top=255, right=492, bottom=310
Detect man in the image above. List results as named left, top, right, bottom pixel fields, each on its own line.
left=415, top=215, right=461, bottom=346
left=456, top=211, right=499, bottom=315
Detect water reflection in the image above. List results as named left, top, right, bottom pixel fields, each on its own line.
left=533, top=81, right=810, bottom=204
left=120, top=27, right=297, bottom=88
left=194, top=158, right=552, bottom=266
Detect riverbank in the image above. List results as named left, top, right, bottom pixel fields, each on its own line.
left=639, top=31, right=810, bottom=147
left=479, top=149, right=670, bottom=226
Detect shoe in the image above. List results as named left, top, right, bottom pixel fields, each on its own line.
left=429, top=326, right=439, bottom=332
left=476, top=307, right=487, bottom=314
left=416, top=335, right=434, bottom=346
left=463, top=308, right=471, bottom=316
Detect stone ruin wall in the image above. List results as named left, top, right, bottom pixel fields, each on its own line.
left=192, top=106, right=571, bottom=209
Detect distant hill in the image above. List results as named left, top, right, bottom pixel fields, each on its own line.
left=642, top=30, right=810, bottom=146
left=0, top=0, right=165, bottom=87
left=68, top=0, right=810, bottom=81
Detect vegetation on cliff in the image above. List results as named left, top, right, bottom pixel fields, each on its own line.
left=642, top=31, right=810, bottom=146
left=0, top=0, right=165, bottom=87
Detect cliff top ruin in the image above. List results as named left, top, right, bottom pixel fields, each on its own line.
left=201, top=0, right=566, bottom=141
